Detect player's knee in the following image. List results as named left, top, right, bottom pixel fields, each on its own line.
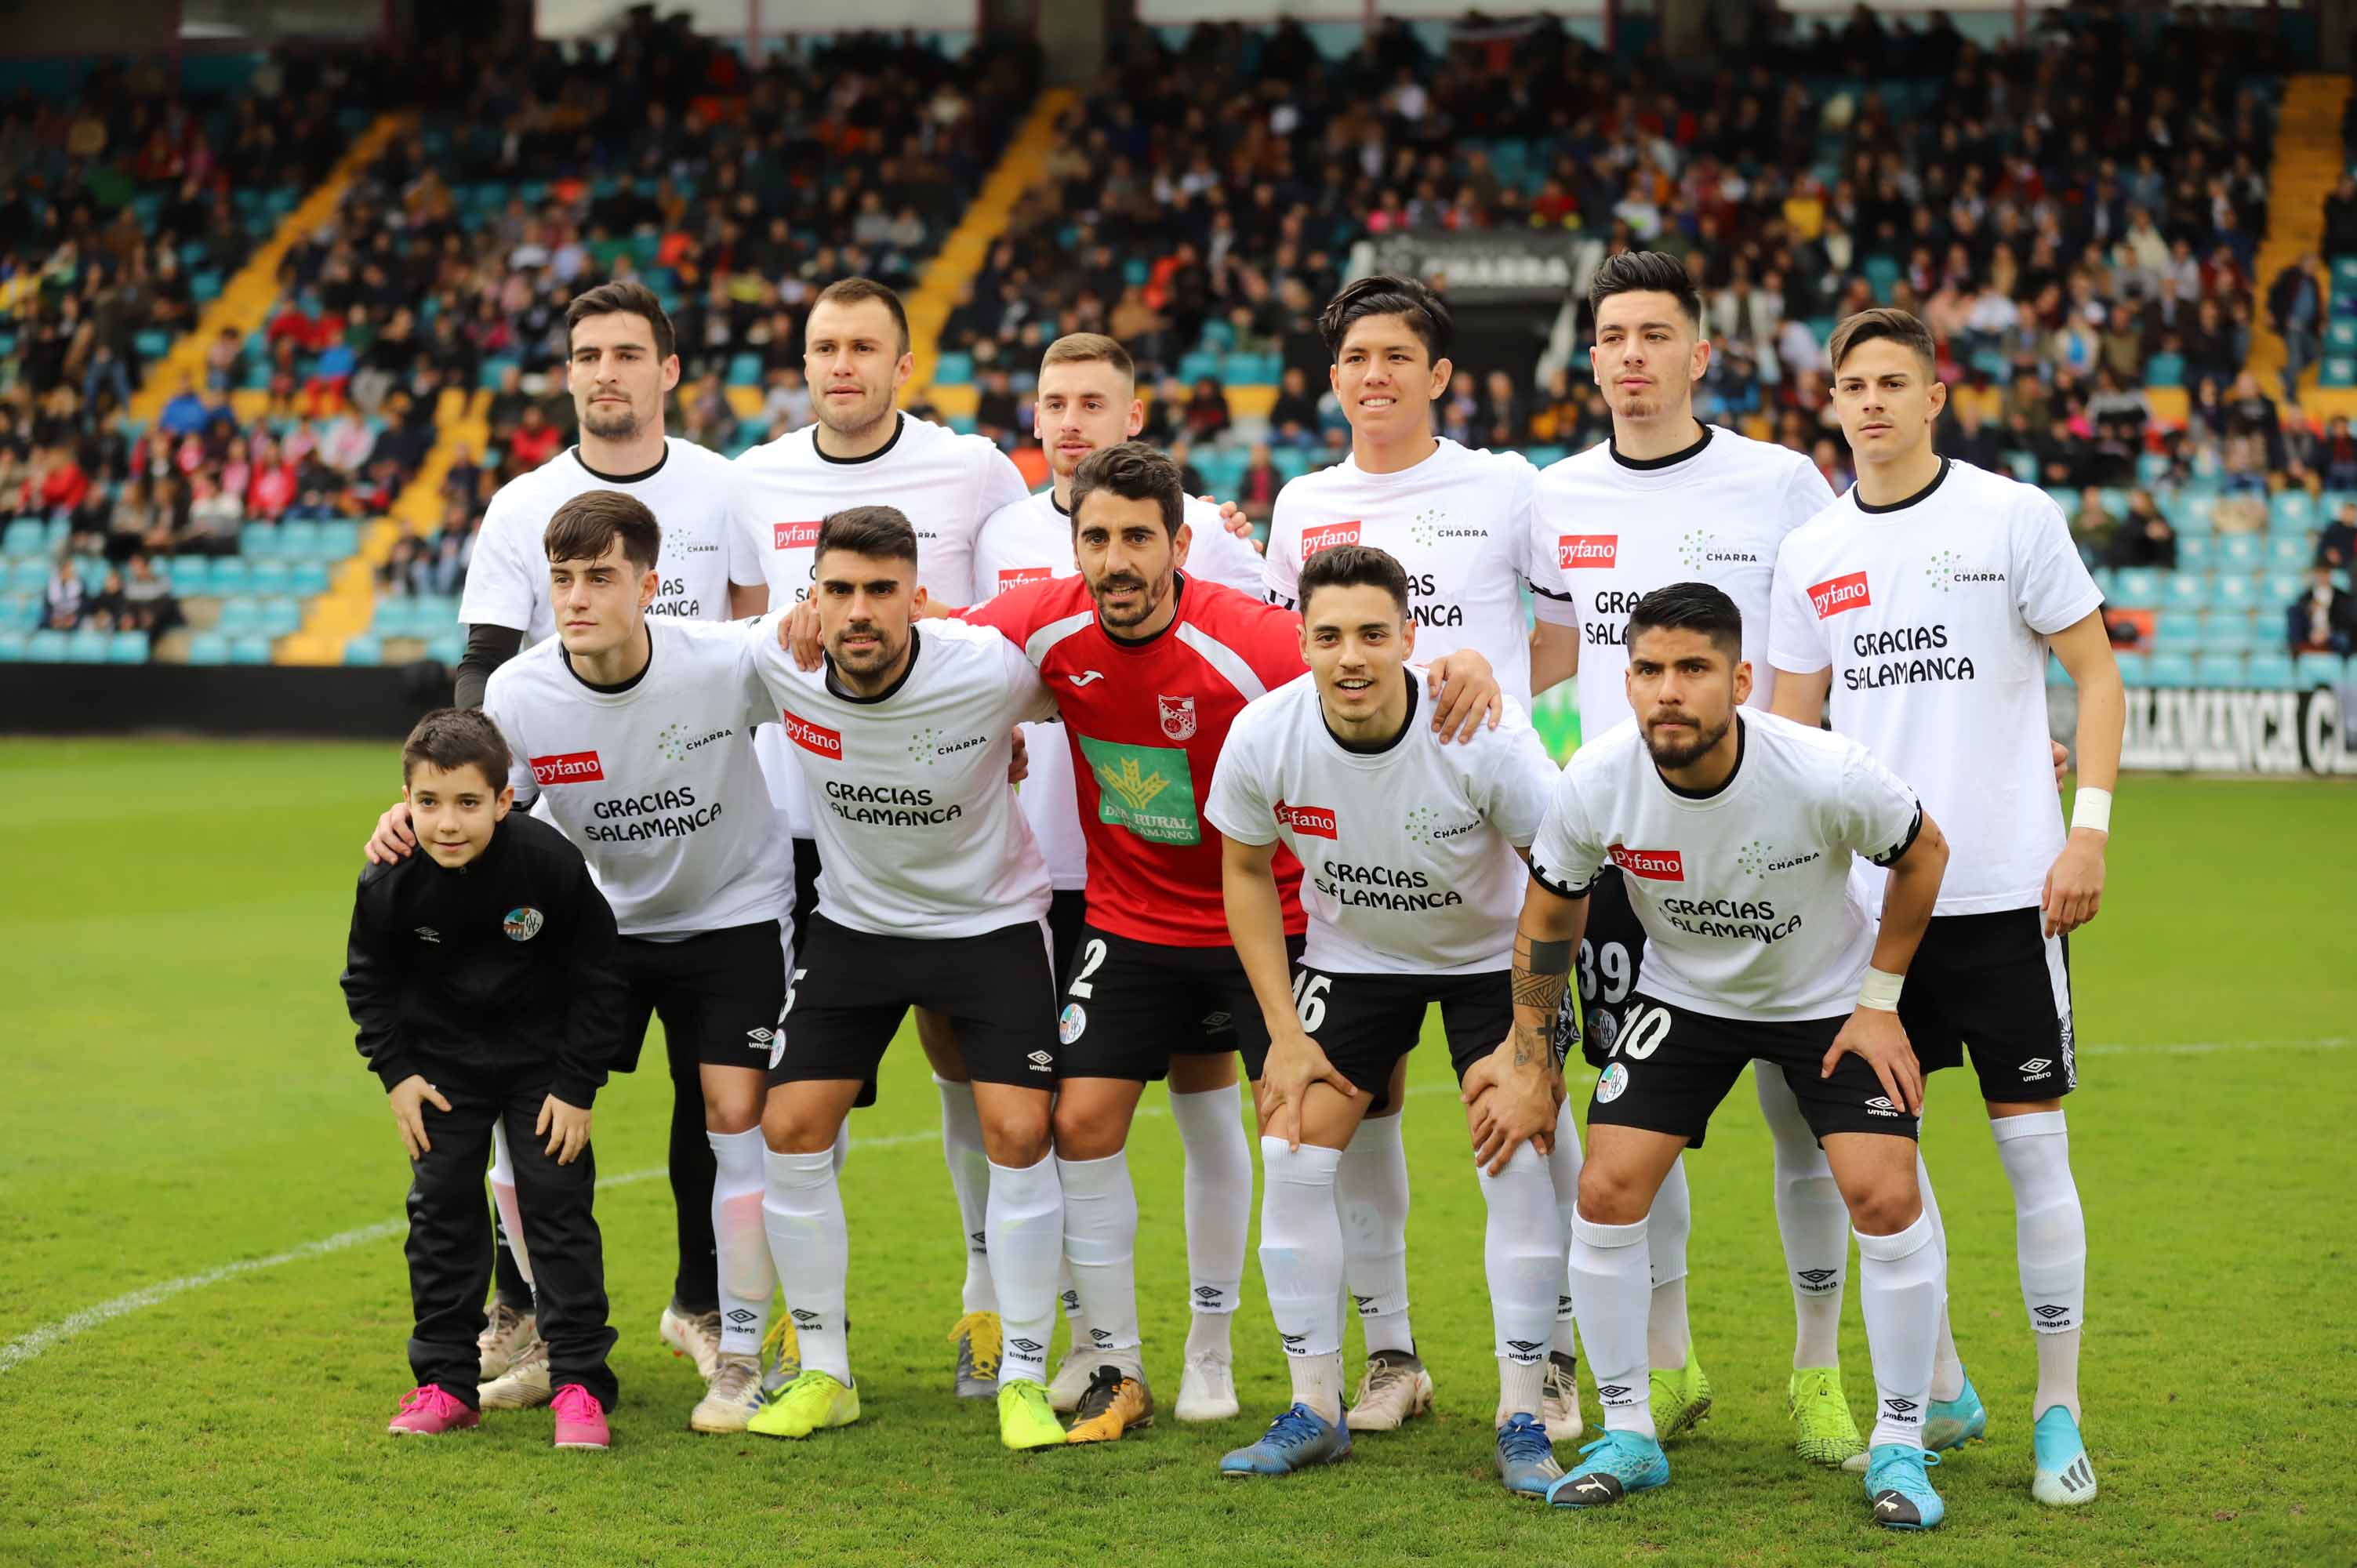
left=1051, top=1100, right=1122, bottom=1162
left=1574, top=1163, right=1653, bottom=1227
left=979, top=1105, right=1052, bottom=1168
left=760, top=1096, right=836, bottom=1156
left=703, top=1081, right=763, bottom=1135
left=1843, top=1177, right=1923, bottom=1237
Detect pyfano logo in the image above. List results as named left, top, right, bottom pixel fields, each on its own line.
left=1274, top=800, right=1338, bottom=839
left=772, top=521, right=820, bottom=550
left=997, top=566, right=1053, bottom=590
left=1557, top=534, right=1618, bottom=569
left=1808, top=571, right=1872, bottom=619
left=1608, top=845, right=1684, bottom=881
left=780, top=710, right=843, bottom=759
left=528, top=750, right=603, bottom=785
left=1300, top=521, right=1361, bottom=557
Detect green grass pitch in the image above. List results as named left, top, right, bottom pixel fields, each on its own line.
left=2, top=739, right=2352, bottom=1567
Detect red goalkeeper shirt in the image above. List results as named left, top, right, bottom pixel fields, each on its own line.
left=963, top=572, right=1309, bottom=947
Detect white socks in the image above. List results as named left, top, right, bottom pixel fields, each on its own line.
left=935, top=1076, right=997, bottom=1316
left=1259, top=1138, right=1347, bottom=1423
left=985, top=1156, right=1064, bottom=1386
left=1170, top=1083, right=1250, bottom=1357
left=1568, top=1209, right=1654, bottom=1439
left=488, top=1120, right=534, bottom=1291
left=1757, top=1068, right=1848, bottom=1369
left=1338, top=1112, right=1414, bottom=1356
left=1549, top=1098, right=1582, bottom=1356
left=1647, top=1156, right=1692, bottom=1372
left=1056, top=1149, right=1142, bottom=1374
left=1856, top=1209, right=1945, bottom=1450
left=1919, top=1151, right=1967, bottom=1402
left=762, top=1146, right=850, bottom=1382
left=1993, top=1110, right=2086, bottom=1421
left=708, top=1128, right=775, bottom=1358
left=1479, top=1142, right=1563, bottom=1423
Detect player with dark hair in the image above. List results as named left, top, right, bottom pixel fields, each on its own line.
left=1206, top=543, right=1565, bottom=1490
left=1769, top=307, right=2126, bottom=1508
left=1497, top=581, right=1957, bottom=1530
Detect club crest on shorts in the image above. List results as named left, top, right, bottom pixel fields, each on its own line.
left=1059, top=1003, right=1088, bottom=1044
left=1157, top=693, right=1197, bottom=741
left=1596, top=1061, right=1629, bottom=1103
left=1590, top=1007, right=1620, bottom=1054
left=502, top=907, right=543, bottom=942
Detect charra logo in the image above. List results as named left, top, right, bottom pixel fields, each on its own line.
left=1409, top=506, right=1485, bottom=547
left=658, top=721, right=732, bottom=762
left=1926, top=549, right=2006, bottom=591
left=1680, top=528, right=1761, bottom=569
left=1405, top=804, right=1477, bottom=844
left=906, top=727, right=940, bottom=766
left=1737, top=839, right=1821, bottom=875
left=1096, top=756, right=1172, bottom=812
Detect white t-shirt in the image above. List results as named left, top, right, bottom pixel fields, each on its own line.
left=1531, top=426, right=1836, bottom=737
left=1767, top=457, right=2104, bottom=916
left=746, top=617, right=1057, bottom=939
left=1205, top=670, right=1560, bottom=976
left=459, top=440, right=757, bottom=641
left=1528, top=713, right=1923, bottom=1022
left=973, top=486, right=1268, bottom=891
left=732, top=412, right=1033, bottom=837
left=483, top=617, right=792, bottom=942
left=1264, top=438, right=1555, bottom=706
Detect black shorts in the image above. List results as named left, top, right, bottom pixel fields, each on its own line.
left=1584, top=992, right=1920, bottom=1148
left=789, top=837, right=822, bottom=960
left=1569, top=866, right=1647, bottom=1069
left=613, top=920, right=788, bottom=1075
left=776, top=913, right=1060, bottom=1089
left=1055, top=924, right=1298, bottom=1083
left=1047, top=888, right=1088, bottom=975
left=1238, top=967, right=1513, bottom=1115
left=1900, top=909, right=2077, bottom=1103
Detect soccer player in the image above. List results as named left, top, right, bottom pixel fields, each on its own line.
left=1530, top=249, right=1881, bottom=1464
left=1767, top=307, right=2125, bottom=1508
left=1263, top=274, right=1582, bottom=1438
left=737, top=506, right=1069, bottom=1452
left=368, top=492, right=795, bottom=1435
left=340, top=708, right=624, bottom=1450
left=1205, top=543, right=1566, bottom=1492
left=448, top=279, right=764, bottom=1397
left=1494, top=583, right=1956, bottom=1530
left=783, top=442, right=1501, bottom=1441
left=730, top=277, right=1034, bottom=1399
left=971, top=332, right=1269, bottom=1419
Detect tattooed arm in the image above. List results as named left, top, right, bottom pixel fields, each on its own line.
left=1463, top=877, right=1589, bottom=1174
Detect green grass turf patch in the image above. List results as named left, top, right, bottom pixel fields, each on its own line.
left=1, top=742, right=2352, bottom=1566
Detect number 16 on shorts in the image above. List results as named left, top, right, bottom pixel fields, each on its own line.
left=1290, top=971, right=1329, bottom=1031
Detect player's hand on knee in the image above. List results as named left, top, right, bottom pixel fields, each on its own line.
left=1822, top=1010, right=1922, bottom=1115
left=537, top=1094, right=592, bottom=1165
left=365, top=801, right=416, bottom=865
left=781, top=599, right=823, bottom=670
left=387, top=1074, right=449, bottom=1160
left=1262, top=1028, right=1353, bottom=1152
left=1467, top=1040, right=1558, bottom=1174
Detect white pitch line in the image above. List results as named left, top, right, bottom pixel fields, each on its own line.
left=3, top=1038, right=2347, bottom=1376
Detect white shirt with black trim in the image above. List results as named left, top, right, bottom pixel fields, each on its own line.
left=1527, top=712, right=1923, bottom=1022
left=1205, top=670, right=1560, bottom=976
left=483, top=617, right=791, bottom=941
left=747, top=617, right=1058, bottom=939
left=731, top=412, right=1033, bottom=837
left=1264, top=439, right=1555, bottom=706
left=974, top=486, right=1268, bottom=891
left=1531, top=424, right=1837, bottom=738
left=1767, top=457, right=2103, bottom=916
left=459, top=439, right=757, bottom=641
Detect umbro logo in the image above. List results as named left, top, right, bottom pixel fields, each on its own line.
left=726, top=1308, right=757, bottom=1327
left=970, top=1231, right=986, bottom=1247
left=1193, top=1286, right=1223, bottom=1303
left=1600, top=1384, right=1632, bottom=1401
left=791, top=1308, right=819, bottom=1324
left=1066, top=670, right=1106, bottom=687
left=1351, top=1294, right=1375, bottom=1312
left=413, top=927, right=441, bottom=943
left=2021, top=1057, right=2053, bottom=1074
left=1865, top=1096, right=1896, bottom=1110
left=1884, top=1398, right=1919, bottom=1415
left=1010, top=1338, right=1044, bottom=1355
left=1506, top=1340, right=1544, bottom=1356
left=2033, top=1304, right=2069, bottom=1321
left=1796, top=1268, right=1839, bottom=1290
left=1280, top=1332, right=1306, bottom=1347
left=1088, top=1328, right=1112, bottom=1345
left=1027, top=1049, right=1054, bottom=1073
left=747, top=1027, right=775, bottom=1044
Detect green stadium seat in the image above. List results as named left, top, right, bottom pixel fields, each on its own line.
left=277, top=521, right=322, bottom=559
left=256, top=597, right=303, bottom=639
left=1177, top=351, right=1222, bottom=384
left=215, top=599, right=262, bottom=637
left=4, top=517, right=43, bottom=558
left=0, top=630, right=25, bottom=661
left=107, top=630, right=147, bottom=663
left=2215, top=535, right=2261, bottom=570
left=191, top=270, right=222, bottom=302
left=2333, top=256, right=2357, bottom=292
left=26, top=628, right=68, bottom=661
left=1862, top=256, right=1901, bottom=299
left=727, top=352, right=763, bottom=387
left=2111, top=567, right=2160, bottom=606
left=2143, top=352, right=2185, bottom=388
left=2175, top=535, right=2215, bottom=571
left=480, top=358, right=519, bottom=390
left=65, top=627, right=109, bottom=663
left=2265, top=534, right=2313, bottom=569
left=2213, top=574, right=2257, bottom=612
left=2322, top=355, right=2357, bottom=389
left=0, top=595, right=33, bottom=632
left=291, top=562, right=331, bottom=597
left=228, top=635, right=274, bottom=665
left=2329, top=318, right=2357, bottom=353
left=2159, top=572, right=2206, bottom=609
left=425, top=632, right=464, bottom=666
left=241, top=524, right=281, bottom=559
left=2115, top=649, right=2154, bottom=686
left=2203, top=615, right=2257, bottom=654
left=248, top=561, right=292, bottom=597
left=209, top=558, right=252, bottom=597
left=319, top=522, right=361, bottom=560
left=2147, top=651, right=2197, bottom=685
left=933, top=352, right=974, bottom=387
left=2245, top=651, right=2298, bottom=689
left=1525, top=445, right=1568, bottom=468
left=2296, top=652, right=2348, bottom=684
left=343, top=635, right=383, bottom=666
left=2154, top=615, right=2203, bottom=650
left=2271, top=491, right=2316, bottom=533
left=2262, top=570, right=2310, bottom=604
left=2188, top=651, right=2243, bottom=687
left=8, top=561, right=45, bottom=594
left=1198, top=320, right=1236, bottom=353
left=184, top=630, right=231, bottom=664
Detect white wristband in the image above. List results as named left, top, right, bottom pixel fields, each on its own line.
left=2070, top=786, right=2112, bottom=835
left=1857, top=967, right=1904, bottom=1012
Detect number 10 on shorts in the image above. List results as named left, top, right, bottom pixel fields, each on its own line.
left=1606, top=1000, right=1670, bottom=1060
